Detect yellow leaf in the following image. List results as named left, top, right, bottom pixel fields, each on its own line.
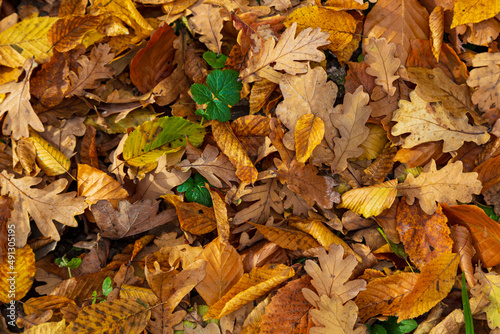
left=0, top=244, right=35, bottom=303
left=119, top=284, right=159, bottom=306
left=398, top=253, right=460, bottom=320
left=451, top=0, right=500, bottom=28
left=48, top=15, right=102, bottom=52
left=0, top=16, right=58, bottom=67
left=29, top=131, right=70, bottom=176
left=284, top=6, right=356, bottom=52
left=188, top=3, right=224, bottom=54
left=162, top=194, right=217, bottom=235
left=365, top=38, right=400, bottom=96
left=248, top=221, right=321, bottom=250
left=429, top=6, right=444, bottom=61
left=358, top=125, right=390, bottom=161
left=471, top=271, right=500, bottom=329
left=295, top=113, right=325, bottom=163
left=309, top=294, right=366, bottom=334
left=339, top=179, right=398, bottom=218
left=77, top=164, right=129, bottom=208
left=24, top=320, right=65, bottom=334
left=66, top=299, right=151, bottom=333
left=206, top=263, right=294, bottom=319
left=23, top=295, right=75, bottom=316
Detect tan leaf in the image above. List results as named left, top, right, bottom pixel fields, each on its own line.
left=0, top=171, right=87, bottom=246
left=188, top=1, right=224, bottom=54
left=162, top=194, right=217, bottom=235
left=24, top=320, right=65, bottom=334
left=48, top=15, right=101, bottom=52
left=397, top=160, right=483, bottom=215
left=0, top=59, right=43, bottom=140
left=249, top=222, right=321, bottom=250
left=450, top=225, right=476, bottom=288
left=467, top=52, right=500, bottom=112
left=50, top=270, right=115, bottom=304
left=470, top=270, right=500, bottom=329
left=331, top=86, right=371, bottom=172
left=339, top=179, right=398, bottom=218
left=231, top=115, right=271, bottom=157
left=262, top=0, right=291, bottom=12
left=398, top=253, right=460, bottom=320
left=89, top=0, right=152, bottom=36
left=429, top=6, right=444, bottom=61
left=195, top=237, right=244, bottom=305
left=365, top=38, right=400, bottom=96
left=135, top=167, right=191, bottom=200
left=77, top=164, right=129, bottom=209
left=303, top=244, right=366, bottom=304
left=295, top=114, right=325, bottom=163
left=209, top=189, right=230, bottom=243
left=29, top=130, right=70, bottom=176
left=391, top=91, right=490, bottom=153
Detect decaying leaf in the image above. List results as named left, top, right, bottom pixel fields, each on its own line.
left=0, top=244, right=35, bottom=302
left=365, top=38, right=400, bottom=96
left=78, top=164, right=129, bottom=208
left=163, top=194, right=217, bottom=235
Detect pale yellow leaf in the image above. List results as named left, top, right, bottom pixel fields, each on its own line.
left=188, top=1, right=224, bottom=54
left=309, top=294, right=366, bottom=334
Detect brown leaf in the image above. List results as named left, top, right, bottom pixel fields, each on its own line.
left=162, top=194, right=217, bottom=235
left=188, top=1, right=224, bottom=54
left=450, top=225, right=477, bottom=288
left=77, top=164, right=129, bottom=208
left=249, top=79, right=279, bottom=114
left=48, top=15, right=101, bottom=52
left=473, top=153, right=500, bottom=193
left=231, top=115, right=271, bottom=157
left=365, top=38, right=401, bottom=96
left=80, top=124, right=99, bottom=168
left=249, top=222, right=321, bottom=250
left=30, top=51, right=69, bottom=108
left=429, top=6, right=444, bottom=61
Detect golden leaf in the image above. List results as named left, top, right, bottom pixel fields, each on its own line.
left=162, top=194, right=217, bottom=235
left=29, top=130, right=70, bottom=176
left=450, top=225, right=476, bottom=288
left=249, top=221, right=321, bottom=250
left=309, top=294, right=366, bottom=334
left=77, top=164, right=129, bottom=208
left=451, top=0, right=500, bottom=28
left=391, top=91, right=490, bottom=153
left=429, top=6, right=443, bottom=61
left=357, top=124, right=388, bottom=160
left=119, top=284, right=159, bottom=306
left=23, top=295, right=75, bottom=316
left=231, top=115, right=271, bottom=157
left=206, top=263, right=295, bottom=319
left=50, top=270, right=115, bottom=304
left=295, top=114, right=325, bottom=163
left=398, top=253, right=460, bottom=320
left=209, top=189, right=230, bottom=243
left=0, top=244, right=35, bottom=302
left=365, top=38, right=400, bottom=96
left=48, top=15, right=101, bottom=52
left=188, top=2, right=224, bottom=54
left=24, top=320, right=65, bottom=334
left=284, top=6, right=356, bottom=52
left=339, top=179, right=398, bottom=218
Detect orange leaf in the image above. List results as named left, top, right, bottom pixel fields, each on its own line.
left=248, top=222, right=321, bottom=250
left=30, top=51, right=69, bottom=108
left=295, top=113, right=325, bottom=163
left=231, top=115, right=271, bottom=157
left=473, top=153, right=500, bottom=193
left=398, top=252, right=460, bottom=320
left=396, top=201, right=453, bottom=270
left=0, top=244, right=35, bottom=303
left=77, top=164, right=129, bottom=208
left=48, top=15, right=101, bottom=52
left=162, top=194, right=217, bottom=235
left=212, top=120, right=258, bottom=184
left=442, top=204, right=500, bottom=267
left=429, top=6, right=444, bottom=61
left=451, top=225, right=477, bottom=288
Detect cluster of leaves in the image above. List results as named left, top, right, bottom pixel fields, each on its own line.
left=1, top=0, right=500, bottom=332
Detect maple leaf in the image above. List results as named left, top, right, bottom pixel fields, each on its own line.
left=365, top=38, right=401, bottom=96
left=0, top=59, right=44, bottom=140
left=0, top=171, right=87, bottom=246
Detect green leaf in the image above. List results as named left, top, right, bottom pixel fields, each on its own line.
left=476, top=203, right=499, bottom=222
left=191, top=83, right=213, bottom=105
left=177, top=173, right=212, bottom=207
left=203, top=51, right=228, bottom=69
left=65, top=257, right=82, bottom=269
left=462, top=274, right=474, bottom=334
left=206, top=99, right=231, bottom=122
left=369, top=324, right=387, bottom=334
left=123, top=116, right=205, bottom=167
left=377, top=317, right=417, bottom=334
left=102, top=277, right=113, bottom=297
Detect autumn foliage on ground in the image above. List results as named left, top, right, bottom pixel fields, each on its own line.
left=1, top=0, right=500, bottom=332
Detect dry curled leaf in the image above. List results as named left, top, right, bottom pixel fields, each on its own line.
left=365, top=38, right=400, bottom=96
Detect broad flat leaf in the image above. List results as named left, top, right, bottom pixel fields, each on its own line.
left=474, top=154, right=500, bottom=193
left=65, top=43, right=115, bottom=97
left=177, top=173, right=212, bottom=207
left=249, top=79, right=279, bottom=114
left=0, top=171, right=87, bottom=246
left=450, top=225, right=476, bottom=288
left=249, top=222, right=321, bottom=250
left=308, top=294, right=366, bottom=334
left=66, top=298, right=150, bottom=333
left=206, top=263, right=294, bottom=319
left=295, top=114, right=325, bottom=163
left=240, top=22, right=330, bottom=81
left=0, top=16, right=58, bottom=67
left=397, top=160, right=483, bottom=215
left=23, top=295, right=75, bottom=317
left=303, top=244, right=366, bottom=304
left=451, top=0, right=500, bottom=28
left=471, top=271, right=500, bottom=329
left=398, top=253, right=460, bottom=320
left=0, top=245, right=35, bottom=302
left=391, top=91, right=490, bottom=153
left=331, top=86, right=371, bottom=172
left=355, top=272, right=418, bottom=322
left=29, top=130, right=70, bottom=176
left=275, top=159, right=340, bottom=209
left=284, top=6, right=356, bottom=52
left=407, top=67, right=483, bottom=123
left=77, top=164, right=129, bottom=208
left=119, top=285, right=159, bottom=306
left=365, top=38, right=400, bottom=96
left=135, top=167, right=191, bottom=200
left=262, top=0, right=291, bottom=11
left=188, top=2, right=224, bottom=54
left=90, top=0, right=153, bottom=36
left=49, top=270, right=114, bottom=304
left=48, top=15, right=101, bottom=52
left=195, top=237, right=244, bottom=305
left=442, top=204, right=500, bottom=267
left=203, top=51, right=227, bottom=69
left=339, top=179, right=398, bottom=218
left=467, top=53, right=500, bottom=112
left=396, top=201, right=452, bottom=270
left=30, top=51, right=69, bottom=108
left=0, top=59, right=44, bottom=140
left=211, top=120, right=258, bottom=184
left=429, top=6, right=444, bottom=61
left=24, top=320, right=65, bottom=334
left=162, top=194, right=217, bottom=235
left=91, top=199, right=176, bottom=239
left=259, top=277, right=313, bottom=334
left=363, top=0, right=429, bottom=63
left=209, top=189, right=230, bottom=244
left=123, top=116, right=205, bottom=166
left=231, top=115, right=271, bottom=156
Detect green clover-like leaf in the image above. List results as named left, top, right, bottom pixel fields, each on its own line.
left=177, top=173, right=212, bottom=207
left=203, top=51, right=228, bottom=69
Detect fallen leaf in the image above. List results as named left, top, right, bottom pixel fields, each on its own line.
left=295, top=114, right=325, bottom=163
left=450, top=225, right=476, bottom=288
left=78, top=164, right=129, bottom=208
left=249, top=222, right=321, bottom=250
left=471, top=270, right=500, bottom=329
left=29, top=130, right=70, bottom=176
left=429, top=6, right=444, bottom=61
left=365, top=38, right=400, bottom=96
left=467, top=52, right=500, bottom=112
left=339, top=179, right=398, bottom=218
left=0, top=244, right=35, bottom=302
left=48, top=15, right=101, bottom=52
left=451, top=0, right=500, bottom=28
left=162, top=194, right=217, bottom=235
left=188, top=1, right=224, bottom=54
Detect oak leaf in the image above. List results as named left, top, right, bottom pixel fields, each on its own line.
left=391, top=91, right=490, bottom=153
left=364, top=38, right=400, bottom=96
left=471, top=270, right=500, bottom=329
left=295, top=114, right=325, bottom=163
left=467, top=52, right=500, bottom=112
left=0, top=171, right=87, bottom=246
left=339, top=179, right=398, bottom=218
left=188, top=1, right=225, bottom=54
left=397, top=160, right=483, bottom=215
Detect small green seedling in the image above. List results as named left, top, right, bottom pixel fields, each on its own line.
left=91, top=276, right=113, bottom=304
left=55, top=255, right=82, bottom=278
left=177, top=173, right=212, bottom=207
left=203, top=51, right=228, bottom=69
left=366, top=316, right=417, bottom=334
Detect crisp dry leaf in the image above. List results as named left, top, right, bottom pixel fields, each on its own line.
left=48, top=15, right=101, bottom=52
left=188, top=2, right=224, bottom=54
left=29, top=130, right=70, bottom=176
left=240, top=22, right=330, bottom=81
left=249, top=79, right=279, bottom=114
left=339, top=179, right=398, bottom=218
left=249, top=222, right=321, bottom=250
left=0, top=244, right=35, bottom=302
left=0, top=59, right=44, bottom=140
left=135, top=167, right=191, bottom=200
left=391, top=91, right=490, bottom=153
left=429, top=6, right=443, bottom=61
left=397, top=160, right=483, bottom=215
left=442, top=204, right=500, bottom=268
left=90, top=0, right=152, bottom=36
left=15, top=137, right=38, bottom=176
left=398, top=252, right=460, bottom=320
left=231, top=115, right=271, bottom=157
left=119, top=284, right=159, bottom=306
left=471, top=270, right=500, bottom=329
left=209, top=189, right=230, bottom=243
left=363, top=145, right=398, bottom=184
left=30, top=51, right=69, bottom=108
left=262, top=0, right=291, bottom=12
left=396, top=201, right=452, bottom=270
left=91, top=199, right=176, bottom=239
left=206, top=263, right=295, bottom=319
left=211, top=120, right=258, bottom=184
left=364, top=38, right=400, bottom=96
left=78, top=164, right=129, bottom=208
left=0, top=171, right=87, bottom=246
left=284, top=6, right=356, bottom=52
left=50, top=270, right=115, bottom=304
left=474, top=154, right=500, bottom=193
left=407, top=67, right=483, bottom=123
left=450, top=225, right=476, bottom=288
left=162, top=194, right=217, bottom=235
left=0, top=16, right=58, bottom=67
left=332, top=86, right=371, bottom=172
left=195, top=237, right=244, bottom=305
left=467, top=52, right=500, bottom=112
left=303, top=244, right=366, bottom=304
left=451, top=0, right=500, bottom=28
left=295, top=114, right=325, bottom=163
